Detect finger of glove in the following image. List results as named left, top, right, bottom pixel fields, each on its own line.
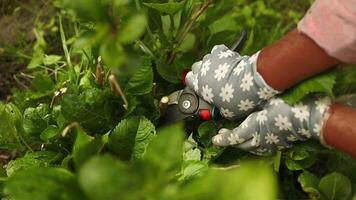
left=211, top=44, right=229, bottom=54
left=191, top=61, right=203, bottom=74
left=212, top=120, right=254, bottom=147
left=233, top=138, right=256, bottom=151
left=185, top=72, right=199, bottom=92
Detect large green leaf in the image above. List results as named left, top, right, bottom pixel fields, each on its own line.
left=118, top=13, right=147, bottom=44
left=6, top=151, right=58, bottom=177
left=73, top=129, right=105, bottom=169
left=281, top=70, right=336, bottom=104
left=178, top=162, right=277, bottom=200
left=4, top=167, right=86, bottom=200
left=108, top=116, right=156, bottom=161
left=144, top=123, right=184, bottom=172
left=318, top=172, right=352, bottom=200
left=78, top=155, right=142, bottom=200
left=0, top=103, right=24, bottom=149
left=125, top=58, right=154, bottom=95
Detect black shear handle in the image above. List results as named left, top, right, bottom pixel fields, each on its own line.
left=231, top=30, right=248, bottom=52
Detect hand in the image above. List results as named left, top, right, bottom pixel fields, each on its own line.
left=212, top=96, right=332, bottom=155
left=185, top=45, right=280, bottom=120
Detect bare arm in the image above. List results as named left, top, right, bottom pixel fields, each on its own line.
left=257, top=28, right=341, bottom=91
left=323, top=104, right=356, bottom=158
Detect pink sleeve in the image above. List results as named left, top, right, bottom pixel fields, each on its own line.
left=298, top=0, right=356, bottom=64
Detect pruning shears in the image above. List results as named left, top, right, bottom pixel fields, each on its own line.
left=159, top=31, right=248, bottom=126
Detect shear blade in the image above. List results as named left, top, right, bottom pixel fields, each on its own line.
left=158, top=104, right=191, bottom=127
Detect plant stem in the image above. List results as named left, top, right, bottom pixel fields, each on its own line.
left=109, top=74, right=129, bottom=110
left=167, top=0, right=214, bottom=64
left=61, top=122, right=81, bottom=137
left=136, top=40, right=157, bottom=60
left=58, top=15, right=72, bottom=68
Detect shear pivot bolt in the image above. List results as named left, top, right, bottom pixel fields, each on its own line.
left=182, top=100, right=191, bottom=109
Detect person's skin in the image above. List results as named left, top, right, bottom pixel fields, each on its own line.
left=257, top=28, right=356, bottom=158
left=257, top=28, right=341, bottom=91
left=323, top=104, right=356, bottom=158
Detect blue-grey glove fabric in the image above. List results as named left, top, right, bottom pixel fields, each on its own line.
left=185, top=45, right=280, bottom=120
left=212, top=96, right=331, bottom=155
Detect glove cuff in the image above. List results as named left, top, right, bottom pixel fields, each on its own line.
left=318, top=100, right=333, bottom=148
left=309, top=96, right=332, bottom=145
left=252, top=51, right=283, bottom=97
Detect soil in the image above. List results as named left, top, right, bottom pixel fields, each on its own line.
left=0, top=0, right=52, bottom=100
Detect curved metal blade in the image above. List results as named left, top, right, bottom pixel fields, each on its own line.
left=158, top=104, right=192, bottom=127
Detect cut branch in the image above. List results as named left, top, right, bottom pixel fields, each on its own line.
left=61, top=122, right=81, bottom=137
left=95, top=56, right=105, bottom=86
left=109, top=73, right=129, bottom=110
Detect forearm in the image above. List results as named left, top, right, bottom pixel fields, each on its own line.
left=323, top=104, right=356, bottom=158
left=257, top=28, right=341, bottom=91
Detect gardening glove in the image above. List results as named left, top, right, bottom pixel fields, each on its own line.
left=212, top=96, right=332, bottom=155
left=185, top=45, right=281, bottom=120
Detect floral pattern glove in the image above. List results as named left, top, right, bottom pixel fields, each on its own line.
left=185, top=45, right=280, bottom=120
left=212, top=96, right=332, bottom=155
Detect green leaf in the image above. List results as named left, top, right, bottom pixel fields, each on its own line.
left=281, top=70, right=336, bottom=104
left=179, top=160, right=208, bottom=181
left=161, top=15, right=171, bottom=38
left=0, top=103, right=23, bottom=149
left=179, top=162, right=277, bottom=200
left=156, top=60, right=181, bottom=83
left=23, top=104, right=51, bottom=138
left=178, top=33, right=196, bottom=52
left=197, top=121, right=218, bottom=147
left=100, top=41, right=125, bottom=67
left=31, top=73, right=55, bottom=94
left=6, top=151, right=58, bottom=177
left=334, top=65, right=356, bottom=95
left=4, top=167, right=86, bottom=200
left=28, top=49, right=44, bottom=69
left=208, top=14, right=239, bottom=36
left=125, top=58, right=154, bottom=95
left=144, top=2, right=185, bottom=15
left=178, top=135, right=208, bottom=181
left=108, top=116, right=156, bottom=161
left=40, top=125, right=60, bottom=142
left=118, top=14, right=147, bottom=44
left=43, top=55, right=62, bottom=66
left=318, top=172, right=352, bottom=200
left=61, top=87, right=122, bottom=135
left=144, top=123, right=184, bottom=172
left=73, top=129, right=105, bottom=169
left=64, top=0, right=108, bottom=22
left=298, top=171, right=320, bottom=199
left=78, top=155, right=142, bottom=200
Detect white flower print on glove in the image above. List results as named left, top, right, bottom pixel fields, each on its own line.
left=212, top=96, right=332, bottom=155
left=185, top=45, right=280, bottom=120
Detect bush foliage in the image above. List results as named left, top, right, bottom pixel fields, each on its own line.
left=0, top=0, right=356, bottom=199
